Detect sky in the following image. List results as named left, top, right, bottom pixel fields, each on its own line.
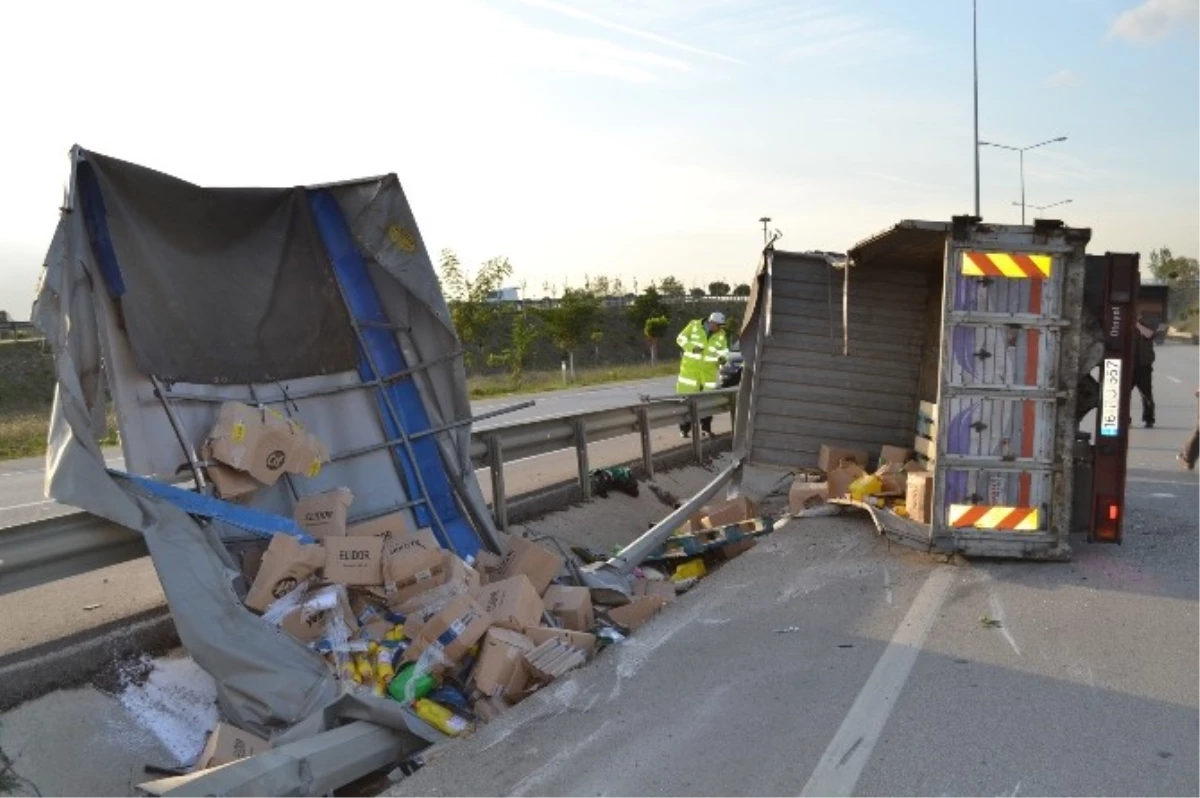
left=0, top=0, right=1196, bottom=315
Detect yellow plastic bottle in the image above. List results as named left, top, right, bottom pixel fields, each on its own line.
left=354, top=652, right=374, bottom=684
left=848, top=473, right=883, bottom=502
left=413, top=698, right=471, bottom=736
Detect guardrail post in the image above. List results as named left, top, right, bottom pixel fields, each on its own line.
left=690, top=395, right=703, bottom=463
left=486, top=434, right=508, bottom=530
left=573, top=418, right=591, bottom=501
left=636, top=406, right=653, bottom=479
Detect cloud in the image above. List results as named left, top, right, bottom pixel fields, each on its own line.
left=1109, top=0, right=1199, bottom=42
left=1045, top=68, right=1082, bottom=86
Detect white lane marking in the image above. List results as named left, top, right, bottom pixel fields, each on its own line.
left=1149, top=493, right=1176, bottom=499
left=799, top=566, right=957, bottom=797
left=1011, top=780, right=1023, bottom=796
left=883, top=565, right=893, bottom=606
left=988, top=594, right=1021, bottom=657
left=0, top=499, right=53, bottom=512
left=1166, top=375, right=1182, bottom=384
left=510, top=720, right=612, bottom=796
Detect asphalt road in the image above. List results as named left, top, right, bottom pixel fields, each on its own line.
left=0, top=376, right=677, bottom=528
left=389, top=345, right=1199, bottom=797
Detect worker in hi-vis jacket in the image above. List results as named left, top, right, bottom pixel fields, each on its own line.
left=675, top=312, right=730, bottom=438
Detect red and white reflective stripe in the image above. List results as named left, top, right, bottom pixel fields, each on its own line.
left=948, top=504, right=1039, bottom=531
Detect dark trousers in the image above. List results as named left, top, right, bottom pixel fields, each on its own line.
left=1183, top=427, right=1199, bottom=468
left=1132, top=365, right=1155, bottom=425
left=680, top=417, right=713, bottom=436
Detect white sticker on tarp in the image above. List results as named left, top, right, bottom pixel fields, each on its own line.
left=1100, top=357, right=1122, bottom=437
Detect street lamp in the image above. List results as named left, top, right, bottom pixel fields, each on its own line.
left=759, top=217, right=771, bottom=247
left=979, top=136, right=1068, bottom=224
left=1012, top=199, right=1072, bottom=215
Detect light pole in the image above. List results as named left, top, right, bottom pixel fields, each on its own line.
left=759, top=216, right=771, bottom=247
left=973, top=0, right=980, bottom=217
left=1012, top=199, right=1072, bottom=216
left=979, top=136, right=1067, bottom=224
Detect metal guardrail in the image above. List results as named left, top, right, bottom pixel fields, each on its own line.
left=0, top=389, right=736, bottom=596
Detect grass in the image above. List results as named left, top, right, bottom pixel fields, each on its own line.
left=0, top=339, right=118, bottom=461
left=467, top=360, right=680, bottom=399
left=0, top=338, right=677, bottom=461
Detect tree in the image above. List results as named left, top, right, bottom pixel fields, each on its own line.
left=644, top=315, right=671, bottom=366
left=539, top=287, right=602, bottom=380
left=487, top=310, right=540, bottom=384
left=659, top=276, right=686, bottom=297
left=1148, top=247, right=1200, bottom=322
left=439, top=250, right=513, bottom=369
left=708, top=281, right=731, bottom=297
left=689, top=287, right=706, bottom=298
left=733, top=283, right=752, bottom=297
left=626, top=285, right=670, bottom=332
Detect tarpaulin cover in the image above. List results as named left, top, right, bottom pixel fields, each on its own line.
left=33, top=146, right=501, bottom=745
left=75, top=152, right=359, bottom=384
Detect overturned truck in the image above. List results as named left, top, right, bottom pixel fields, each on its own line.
left=733, top=217, right=1135, bottom=560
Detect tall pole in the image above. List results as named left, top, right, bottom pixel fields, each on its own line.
left=973, top=0, right=980, bottom=218
left=1018, top=149, right=1026, bottom=224
left=759, top=216, right=771, bottom=247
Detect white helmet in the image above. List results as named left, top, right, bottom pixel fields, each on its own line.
left=708, top=312, right=726, bottom=325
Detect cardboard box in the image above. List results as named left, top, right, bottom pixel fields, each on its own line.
left=209, top=401, right=326, bottom=486
left=827, top=462, right=867, bottom=500
left=542, top=585, right=594, bottom=632
left=695, top=496, right=758, bottom=530
left=348, top=511, right=414, bottom=539
left=522, top=626, right=597, bottom=654
left=381, top=527, right=440, bottom=558
left=906, top=469, right=935, bottom=524
left=609, top=595, right=668, bottom=631
left=389, top=564, right=476, bottom=620
left=788, top=479, right=828, bottom=514
left=244, top=535, right=326, bottom=613
left=192, top=722, right=269, bottom=772
left=632, top=578, right=678, bottom=602
left=879, top=445, right=911, bottom=467
left=403, top=595, right=491, bottom=664
left=477, top=575, right=545, bottom=631
left=279, top=590, right=359, bottom=643
left=383, top=545, right=448, bottom=605
left=472, top=627, right=536, bottom=697
left=322, top=536, right=384, bottom=586
left=818, top=444, right=870, bottom=474
left=494, top=533, right=563, bottom=595
left=203, top=443, right=260, bottom=500
left=293, top=488, right=354, bottom=539
left=523, top=639, right=586, bottom=683
left=875, top=462, right=907, bottom=495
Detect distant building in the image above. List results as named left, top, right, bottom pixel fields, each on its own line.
left=485, top=287, right=521, bottom=303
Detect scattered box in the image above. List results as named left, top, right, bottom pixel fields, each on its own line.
left=696, top=495, right=758, bottom=529
left=609, top=595, right=668, bottom=631
left=818, top=444, right=870, bottom=474
left=827, top=462, right=867, bottom=500
left=208, top=401, right=326, bottom=485
left=632, top=579, right=677, bottom=602
left=542, top=585, right=594, bottom=632
left=203, top=443, right=260, bottom=500
left=348, top=511, right=414, bottom=539
left=191, top=722, right=269, bottom=772
left=322, top=536, right=384, bottom=586
left=471, top=627, right=536, bottom=697
left=788, top=479, right=828, bottom=514
left=522, top=626, right=597, bottom=655
left=404, top=595, right=491, bottom=664
left=879, top=445, right=911, bottom=467
left=906, top=469, right=935, bottom=524
left=293, top=488, right=354, bottom=539
left=875, top=462, right=907, bottom=495
left=279, top=590, right=358, bottom=643
left=382, top=544, right=447, bottom=605
left=494, top=533, right=563, bottom=595
left=522, top=639, right=586, bottom=683
left=244, top=535, right=326, bottom=613
left=476, top=575, right=545, bottom=631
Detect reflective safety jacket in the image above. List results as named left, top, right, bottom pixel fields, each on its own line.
left=675, top=319, right=729, bottom=394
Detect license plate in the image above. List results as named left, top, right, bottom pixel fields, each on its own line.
left=1100, top=358, right=1122, bottom=437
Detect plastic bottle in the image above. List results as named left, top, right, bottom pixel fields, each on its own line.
left=413, top=698, right=471, bottom=736
left=375, top=646, right=395, bottom=696
left=354, top=652, right=375, bottom=683
left=848, top=473, right=883, bottom=502
left=387, top=663, right=437, bottom=703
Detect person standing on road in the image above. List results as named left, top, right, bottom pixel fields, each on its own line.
left=1131, top=316, right=1157, bottom=428
left=675, top=312, right=729, bottom=438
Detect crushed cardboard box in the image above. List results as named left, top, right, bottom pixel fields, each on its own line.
left=827, top=461, right=867, bottom=500
left=522, top=639, right=587, bottom=683
left=383, top=545, right=447, bottom=605
left=476, top=574, right=545, bottom=631
left=202, top=444, right=260, bottom=500
left=788, top=479, right=828, bottom=514
left=632, top=578, right=677, bottom=602
left=280, top=590, right=359, bottom=644
left=522, top=626, right=597, bottom=654
left=818, top=444, right=869, bottom=473
left=294, top=488, right=354, bottom=539
left=403, top=594, right=491, bottom=664
left=906, top=469, right=934, bottom=523
left=693, top=495, right=758, bottom=530
left=323, top=536, right=384, bottom=585
left=471, top=627, right=535, bottom=697
left=208, top=401, right=326, bottom=486
left=192, top=722, right=269, bottom=772
left=609, top=595, right=668, bottom=631
left=494, top=533, right=563, bottom=594
left=244, top=535, right=326, bottom=613
left=879, top=445, right=911, bottom=466
left=542, top=585, right=594, bottom=632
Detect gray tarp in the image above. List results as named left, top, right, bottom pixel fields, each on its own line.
left=33, top=147, right=500, bottom=745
